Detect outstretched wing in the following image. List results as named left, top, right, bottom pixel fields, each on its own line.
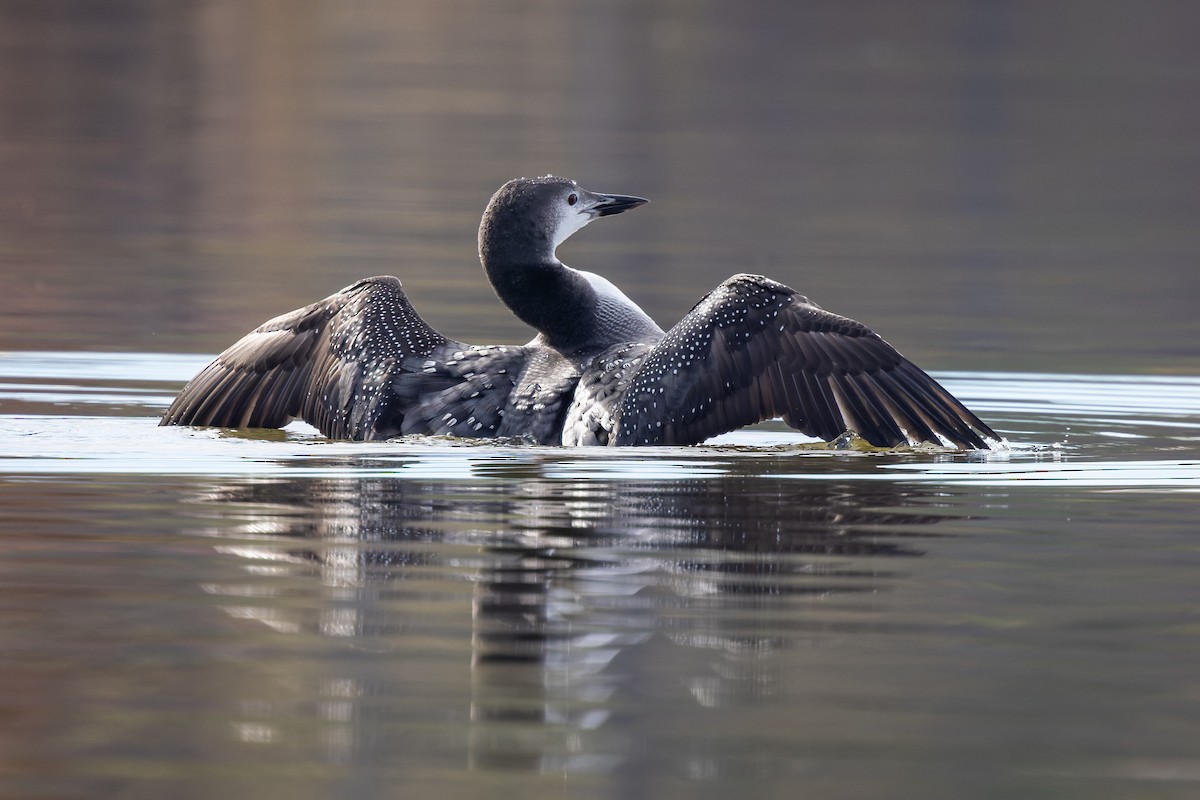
left=161, top=276, right=462, bottom=440
left=612, top=274, right=999, bottom=449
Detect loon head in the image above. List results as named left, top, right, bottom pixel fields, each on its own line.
left=477, top=176, right=656, bottom=352
left=478, top=175, right=648, bottom=267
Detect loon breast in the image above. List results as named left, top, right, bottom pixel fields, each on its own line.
left=562, top=340, right=657, bottom=446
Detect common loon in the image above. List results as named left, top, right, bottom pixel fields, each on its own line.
left=161, top=176, right=1000, bottom=449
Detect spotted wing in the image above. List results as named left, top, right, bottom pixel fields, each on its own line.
left=395, top=344, right=528, bottom=439
left=612, top=274, right=999, bottom=449
left=161, top=276, right=459, bottom=440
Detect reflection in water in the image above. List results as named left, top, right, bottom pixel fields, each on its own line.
left=188, top=474, right=964, bottom=773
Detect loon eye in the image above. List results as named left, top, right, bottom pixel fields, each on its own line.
left=567, top=193, right=578, bottom=206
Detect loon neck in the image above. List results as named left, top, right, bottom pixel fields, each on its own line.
left=484, top=255, right=599, bottom=353
left=481, top=254, right=665, bottom=357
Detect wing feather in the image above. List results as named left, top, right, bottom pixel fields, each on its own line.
left=161, top=276, right=464, bottom=440
left=613, top=274, right=998, bottom=449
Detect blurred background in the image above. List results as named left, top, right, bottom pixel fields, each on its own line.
left=1, top=0, right=1197, bottom=373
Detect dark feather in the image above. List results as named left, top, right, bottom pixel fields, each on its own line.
left=161, top=276, right=487, bottom=440
left=613, top=274, right=998, bottom=449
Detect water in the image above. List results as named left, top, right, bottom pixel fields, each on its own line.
left=3, top=2, right=1200, bottom=798
left=2, top=353, right=1199, bottom=799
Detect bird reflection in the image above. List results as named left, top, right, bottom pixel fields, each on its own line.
left=189, top=469, right=966, bottom=772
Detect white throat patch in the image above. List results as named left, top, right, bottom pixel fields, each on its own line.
left=551, top=207, right=594, bottom=252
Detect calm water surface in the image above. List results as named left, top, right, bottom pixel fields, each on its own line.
left=2, top=2, right=1200, bottom=799
left=2, top=353, right=1199, bottom=799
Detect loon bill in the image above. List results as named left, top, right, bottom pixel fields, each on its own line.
left=161, top=175, right=1000, bottom=450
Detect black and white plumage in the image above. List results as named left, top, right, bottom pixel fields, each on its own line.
left=162, top=176, right=1000, bottom=450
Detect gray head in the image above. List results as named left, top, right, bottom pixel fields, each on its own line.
left=476, top=176, right=658, bottom=353
left=478, top=175, right=648, bottom=267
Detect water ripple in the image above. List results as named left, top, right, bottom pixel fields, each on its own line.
left=0, top=353, right=1198, bottom=492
